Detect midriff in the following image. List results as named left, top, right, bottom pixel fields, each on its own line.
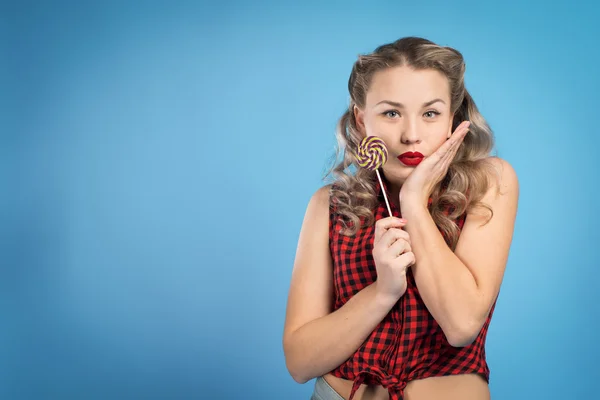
left=323, top=372, right=490, bottom=400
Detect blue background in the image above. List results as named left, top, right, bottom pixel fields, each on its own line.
left=2, top=1, right=599, bottom=399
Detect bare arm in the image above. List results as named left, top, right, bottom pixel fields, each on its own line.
left=401, top=157, right=519, bottom=347
left=282, top=186, right=397, bottom=384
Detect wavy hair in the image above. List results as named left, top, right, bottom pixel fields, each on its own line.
left=324, top=37, right=499, bottom=250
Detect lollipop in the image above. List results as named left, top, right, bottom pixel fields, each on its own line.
left=357, top=136, right=393, bottom=217
left=357, top=136, right=388, bottom=170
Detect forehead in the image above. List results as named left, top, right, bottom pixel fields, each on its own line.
left=366, top=66, right=450, bottom=106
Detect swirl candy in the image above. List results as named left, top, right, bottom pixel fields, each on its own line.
left=357, top=136, right=388, bottom=170
left=356, top=136, right=393, bottom=217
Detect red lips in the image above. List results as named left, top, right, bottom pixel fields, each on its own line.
left=397, top=151, right=424, bottom=166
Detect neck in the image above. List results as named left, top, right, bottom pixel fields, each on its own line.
left=379, top=172, right=402, bottom=210
left=388, top=184, right=401, bottom=210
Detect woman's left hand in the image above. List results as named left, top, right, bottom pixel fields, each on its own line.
left=399, top=121, right=471, bottom=209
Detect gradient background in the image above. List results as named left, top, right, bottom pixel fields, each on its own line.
left=2, top=1, right=599, bottom=399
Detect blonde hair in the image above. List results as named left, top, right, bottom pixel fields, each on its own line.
left=325, top=36, right=498, bottom=250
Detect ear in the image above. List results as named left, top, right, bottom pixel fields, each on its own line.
left=353, top=105, right=366, bottom=137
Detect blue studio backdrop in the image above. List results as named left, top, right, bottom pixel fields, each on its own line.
left=2, top=1, right=599, bottom=399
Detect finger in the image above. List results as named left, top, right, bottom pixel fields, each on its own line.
left=430, top=140, right=454, bottom=164
left=448, top=121, right=470, bottom=145
left=379, top=227, right=411, bottom=248
left=397, top=251, right=416, bottom=268
left=374, top=217, right=407, bottom=244
left=445, top=125, right=469, bottom=159
left=435, top=141, right=462, bottom=174
left=388, top=236, right=411, bottom=257
left=430, top=123, right=468, bottom=163
left=437, top=123, right=469, bottom=163
left=453, top=120, right=470, bottom=134
left=443, top=131, right=466, bottom=162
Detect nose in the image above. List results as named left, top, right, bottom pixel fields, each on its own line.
left=400, top=119, right=421, bottom=145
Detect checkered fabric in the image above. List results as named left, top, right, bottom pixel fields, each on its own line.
left=327, top=179, right=496, bottom=400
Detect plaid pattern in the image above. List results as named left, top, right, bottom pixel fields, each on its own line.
left=328, top=179, right=495, bottom=400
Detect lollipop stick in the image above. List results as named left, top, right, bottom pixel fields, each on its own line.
left=375, top=169, right=393, bottom=217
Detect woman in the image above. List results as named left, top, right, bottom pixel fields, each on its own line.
left=283, top=36, right=519, bottom=400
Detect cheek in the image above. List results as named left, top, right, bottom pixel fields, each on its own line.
left=364, top=114, right=381, bottom=129
left=425, top=123, right=450, bottom=140
left=426, top=123, right=452, bottom=150
left=364, top=116, right=391, bottom=137
left=429, top=136, right=447, bottom=153
left=433, top=119, right=453, bottom=140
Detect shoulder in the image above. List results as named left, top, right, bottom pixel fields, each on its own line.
left=466, top=156, right=519, bottom=222
left=295, top=185, right=334, bottom=255
left=309, top=184, right=333, bottom=209
left=482, top=156, right=519, bottom=202
left=302, top=184, right=334, bottom=225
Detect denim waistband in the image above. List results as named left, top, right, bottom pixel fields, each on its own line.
left=311, top=376, right=345, bottom=400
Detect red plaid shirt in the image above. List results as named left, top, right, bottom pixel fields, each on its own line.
left=327, top=179, right=495, bottom=400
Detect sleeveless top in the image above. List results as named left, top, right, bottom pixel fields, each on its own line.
left=327, top=178, right=496, bottom=400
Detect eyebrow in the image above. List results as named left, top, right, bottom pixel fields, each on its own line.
left=376, top=98, right=446, bottom=108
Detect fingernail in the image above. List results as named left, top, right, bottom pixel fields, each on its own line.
left=399, top=218, right=407, bottom=223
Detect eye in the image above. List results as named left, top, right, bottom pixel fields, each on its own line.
left=383, top=110, right=400, bottom=118
left=424, top=110, right=441, bottom=118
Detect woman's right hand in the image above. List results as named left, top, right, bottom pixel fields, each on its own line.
left=372, top=217, right=415, bottom=302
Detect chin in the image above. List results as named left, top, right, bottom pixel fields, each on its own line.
left=382, top=168, right=410, bottom=185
